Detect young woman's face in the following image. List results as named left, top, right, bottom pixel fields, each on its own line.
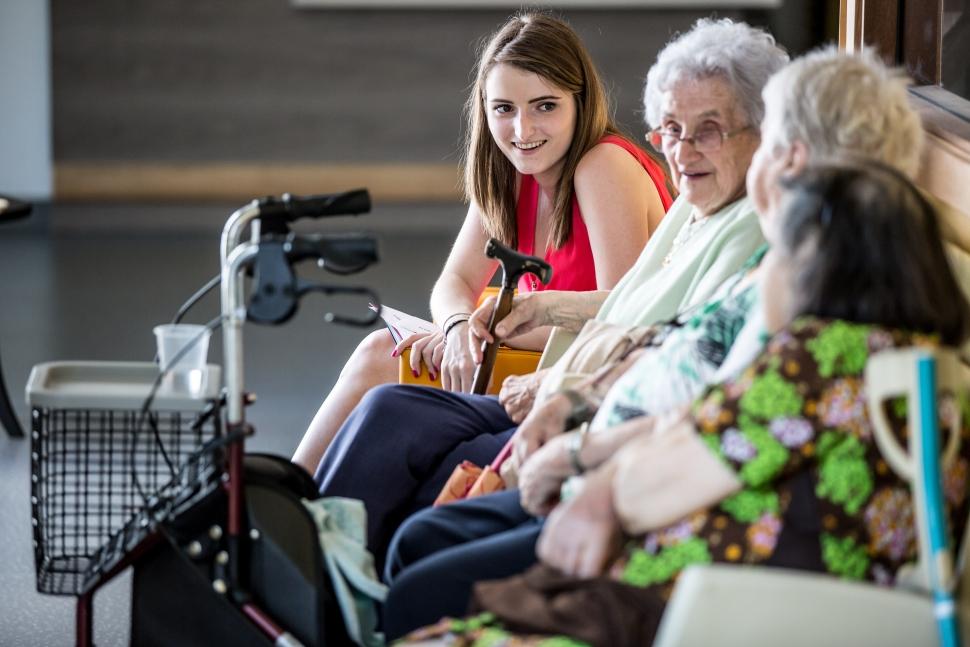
left=484, top=63, right=577, bottom=186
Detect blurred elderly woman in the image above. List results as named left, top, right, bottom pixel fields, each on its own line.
left=313, top=19, right=787, bottom=573
left=402, top=159, right=970, bottom=647
left=716, top=44, right=925, bottom=380
left=381, top=48, right=930, bottom=639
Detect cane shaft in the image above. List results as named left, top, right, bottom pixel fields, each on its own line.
left=472, top=287, right=515, bottom=394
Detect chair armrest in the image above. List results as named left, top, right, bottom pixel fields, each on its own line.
left=398, top=347, right=541, bottom=395
left=536, top=327, right=577, bottom=371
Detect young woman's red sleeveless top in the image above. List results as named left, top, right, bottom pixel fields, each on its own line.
left=514, top=134, right=673, bottom=293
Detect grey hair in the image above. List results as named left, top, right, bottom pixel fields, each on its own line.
left=761, top=46, right=924, bottom=179
left=644, top=18, right=789, bottom=129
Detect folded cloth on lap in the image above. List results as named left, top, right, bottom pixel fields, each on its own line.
left=470, top=564, right=666, bottom=647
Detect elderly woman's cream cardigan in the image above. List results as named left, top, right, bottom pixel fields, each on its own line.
left=598, top=193, right=764, bottom=327
left=539, top=194, right=765, bottom=372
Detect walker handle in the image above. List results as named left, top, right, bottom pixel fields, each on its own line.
left=258, top=189, right=371, bottom=223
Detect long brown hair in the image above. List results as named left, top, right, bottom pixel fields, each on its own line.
left=462, top=13, right=619, bottom=249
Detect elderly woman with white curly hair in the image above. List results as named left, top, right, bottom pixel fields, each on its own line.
left=311, top=18, right=786, bottom=579
left=380, top=46, right=931, bottom=642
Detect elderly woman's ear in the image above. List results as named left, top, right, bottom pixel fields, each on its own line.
left=747, top=136, right=811, bottom=242
left=784, top=139, right=809, bottom=177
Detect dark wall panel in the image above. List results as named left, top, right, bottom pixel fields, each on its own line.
left=52, top=3, right=750, bottom=163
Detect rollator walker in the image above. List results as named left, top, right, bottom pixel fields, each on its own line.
left=28, top=190, right=380, bottom=646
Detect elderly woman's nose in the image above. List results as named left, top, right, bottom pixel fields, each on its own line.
left=670, top=136, right=702, bottom=165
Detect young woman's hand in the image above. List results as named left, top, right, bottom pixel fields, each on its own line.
left=394, top=330, right=447, bottom=381
left=536, top=464, right=624, bottom=578
left=439, top=321, right=478, bottom=392
left=518, top=432, right=574, bottom=516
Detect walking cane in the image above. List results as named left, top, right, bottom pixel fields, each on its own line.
left=471, top=239, right=552, bottom=395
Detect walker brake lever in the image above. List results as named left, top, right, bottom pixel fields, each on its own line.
left=283, top=232, right=379, bottom=275
left=247, top=233, right=381, bottom=325
left=296, top=283, right=382, bottom=327
left=247, top=240, right=300, bottom=324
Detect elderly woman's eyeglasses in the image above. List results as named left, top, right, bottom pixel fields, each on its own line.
left=646, top=124, right=753, bottom=154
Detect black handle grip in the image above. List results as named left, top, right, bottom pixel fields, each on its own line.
left=0, top=195, right=32, bottom=223
left=484, top=238, right=553, bottom=288
left=284, top=233, right=379, bottom=275
left=258, top=189, right=371, bottom=222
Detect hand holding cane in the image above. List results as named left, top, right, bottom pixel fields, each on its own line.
left=471, top=239, right=552, bottom=395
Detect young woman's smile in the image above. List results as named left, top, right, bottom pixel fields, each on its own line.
left=485, top=63, right=577, bottom=187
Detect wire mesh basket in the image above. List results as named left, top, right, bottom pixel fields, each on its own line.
left=27, top=361, right=223, bottom=596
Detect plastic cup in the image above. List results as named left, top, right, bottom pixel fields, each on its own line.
left=153, top=324, right=210, bottom=393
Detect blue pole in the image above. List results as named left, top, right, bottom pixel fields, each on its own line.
left=918, top=354, right=960, bottom=647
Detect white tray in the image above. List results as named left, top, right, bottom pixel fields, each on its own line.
left=26, top=361, right=221, bottom=411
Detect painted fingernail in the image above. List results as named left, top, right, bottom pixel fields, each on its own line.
left=412, top=369, right=420, bottom=378
left=391, top=349, right=399, bottom=358
left=429, top=372, right=437, bottom=381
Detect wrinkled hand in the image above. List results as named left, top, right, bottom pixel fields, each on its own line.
left=440, top=321, right=477, bottom=392
left=536, top=466, right=624, bottom=578
left=518, top=432, right=574, bottom=516
left=468, top=292, right=551, bottom=363
left=498, top=371, right=544, bottom=422
left=513, top=393, right=571, bottom=468
left=394, top=330, right=446, bottom=381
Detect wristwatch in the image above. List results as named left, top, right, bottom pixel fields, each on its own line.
left=559, top=388, right=596, bottom=430
left=566, top=422, right=590, bottom=475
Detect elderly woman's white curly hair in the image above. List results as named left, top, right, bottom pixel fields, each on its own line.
left=643, top=18, right=789, bottom=130
left=760, top=46, right=924, bottom=180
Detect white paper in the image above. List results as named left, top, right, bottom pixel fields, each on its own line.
left=368, top=303, right=437, bottom=344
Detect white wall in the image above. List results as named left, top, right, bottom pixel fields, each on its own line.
left=0, top=0, right=51, bottom=201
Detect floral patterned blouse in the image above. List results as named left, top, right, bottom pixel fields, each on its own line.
left=612, top=316, right=970, bottom=597
left=591, top=244, right=768, bottom=429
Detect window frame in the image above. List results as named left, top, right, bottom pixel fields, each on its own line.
left=840, top=0, right=970, bottom=240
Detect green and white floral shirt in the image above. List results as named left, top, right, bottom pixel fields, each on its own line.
left=592, top=245, right=768, bottom=431
left=611, top=316, right=970, bottom=598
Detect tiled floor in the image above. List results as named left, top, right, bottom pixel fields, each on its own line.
left=0, top=207, right=459, bottom=646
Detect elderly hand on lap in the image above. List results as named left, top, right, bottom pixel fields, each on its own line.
left=518, top=431, right=577, bottom=515
left=537, top=414, right=741, bottom=578
left=497, top=370, right=548, bottom=422
left=536, top=465, right=624, bottom=578
left=511, top=392, right=574, bottom=467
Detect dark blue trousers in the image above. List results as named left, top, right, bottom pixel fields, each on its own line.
left=313, top=384, right=517, bottom=571
left=382, top=490, right=543, bottom=640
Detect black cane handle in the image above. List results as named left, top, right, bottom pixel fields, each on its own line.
left=471, top=287, right=515, bottom=395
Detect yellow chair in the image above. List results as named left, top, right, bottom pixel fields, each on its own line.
left=398, top=287, right=542, bottom=395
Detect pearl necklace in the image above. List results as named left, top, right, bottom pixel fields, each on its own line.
left=662, top=210, right=710, bottom=267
